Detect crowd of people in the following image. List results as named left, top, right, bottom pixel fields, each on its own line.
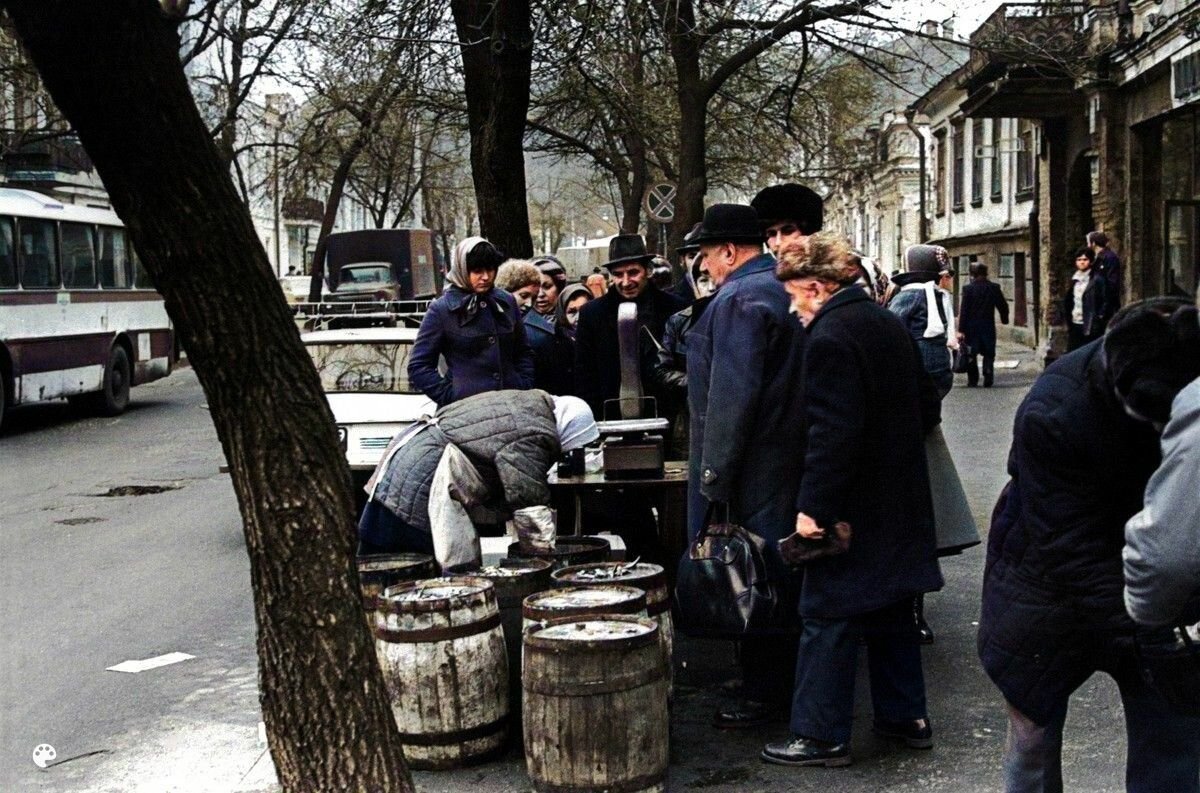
left=357, top=182, right=1200, bottom=788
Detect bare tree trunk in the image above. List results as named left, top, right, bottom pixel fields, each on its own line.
left=308, top=136, right=369, bottom=302
left=658, top=0, right=706, bottom=252
left=1, top=3, right=415, bottom=790
left=450, top=0, right=534, bottom=258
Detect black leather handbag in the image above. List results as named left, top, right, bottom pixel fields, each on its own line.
left=674, top=503, right=787, bottom=639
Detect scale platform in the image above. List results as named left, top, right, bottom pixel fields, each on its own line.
left=596, top=418, right=669, bottom=480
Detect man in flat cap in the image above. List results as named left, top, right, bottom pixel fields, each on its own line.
left=751, top=183, right=824, bottom=258
left=574, top=233, right=686, bottom=418
left=684, top=203, right=807, bottom=728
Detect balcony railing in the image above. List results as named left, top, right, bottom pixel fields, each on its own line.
left=969, top=3, right=1089, bottom=73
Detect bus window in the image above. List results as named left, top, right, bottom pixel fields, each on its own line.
left=61, top=222, right=97, bottom=289
left=132, top=246, right=154, bottom=289
left=18, top=218, right=59, bottom=289
left=0, top=217, right=15, bottom=288
left=98, top=227, right=130, bottom=288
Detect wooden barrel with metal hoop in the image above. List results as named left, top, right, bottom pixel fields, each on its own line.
left=521, top=585, right=647, bottom=631
left=447, top=558, right=554, bottom=719
left=506, top=535, right=610, bottom=570
left=552, top=561, right=674, bottom=676
left=375, top=576, right=508, bottom=769
left=523, top=616, right=669, bottom=793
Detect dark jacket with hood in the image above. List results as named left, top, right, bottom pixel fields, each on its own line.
left=794, top=287, right=944, bottom=619
left=978, top=341, right=1162, bottom=724
left=370, top=389, right=561, bottom=535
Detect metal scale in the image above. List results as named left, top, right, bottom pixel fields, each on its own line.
left=595, top=302, right=668, bottom=479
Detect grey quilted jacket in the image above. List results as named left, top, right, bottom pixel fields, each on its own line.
left=372, top=389, right=560, bottom=533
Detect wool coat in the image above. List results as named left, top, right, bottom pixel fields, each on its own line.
left=793, top=287, right=944, bottom=619
left=370, top=389, right=561, bottom=535
left=524, top=309, right=576, bottom=396
left=958, top=279, right=1009, bottom=354
left=1061, top=270, right=1109, bottom=338
left=978, top=341, right=1162, bottom=724
left=408, top=285, right=534, bottom=407
left=574, top=284, right=686, bottom=419
left=685, top=254, right=806, bottom=578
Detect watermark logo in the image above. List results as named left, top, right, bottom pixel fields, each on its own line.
left=32, top=744, right=57, bottom=769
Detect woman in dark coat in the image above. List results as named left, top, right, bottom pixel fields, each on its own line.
left=957, top=261, right=1009, bottom=387
left=522, top=257, right=576, bottom=395
left=1061, top=246, right=1108, bottom=351
left=407, top=237, right=534, bottom=407
left=762, top=233, right=943, bottom=768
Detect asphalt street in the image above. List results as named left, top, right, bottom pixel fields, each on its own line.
left=0, top=348, right=1135, bottom=792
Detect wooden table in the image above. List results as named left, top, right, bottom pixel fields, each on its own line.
left=547, top=462, right=689, bottom=567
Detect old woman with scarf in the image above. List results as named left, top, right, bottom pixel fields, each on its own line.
left=888, top=244, right=959, bottom=398
left=408, top=237, right=535, bottom=406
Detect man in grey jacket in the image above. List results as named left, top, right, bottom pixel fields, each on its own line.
left=1124, top=292, right=1200, bottom=627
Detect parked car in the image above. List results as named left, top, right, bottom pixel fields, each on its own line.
left=301, top=327, right=435, bottom=475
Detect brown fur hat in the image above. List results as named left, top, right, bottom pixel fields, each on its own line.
left=774, top=232, right=861, bottom=285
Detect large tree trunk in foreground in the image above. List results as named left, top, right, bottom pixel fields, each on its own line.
left=451, top=0, right=534, bottom=258
left=1, top=3, right=414, bottom=790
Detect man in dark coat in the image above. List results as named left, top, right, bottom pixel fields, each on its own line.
left=685, top=203, right=807, bottom=726
left=574, top=234, right=686, bottom=419
left=978, top=298, right=1200, bottom=791
left=762, top=233, right=943, bottom=768
left=957, top=260, right=1009, bottom=387
left=1087, top=230, right=1122, bottom=319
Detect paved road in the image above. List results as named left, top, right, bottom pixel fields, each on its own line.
left=0, top=370, right=270, bottom=792
left=0, top=350, right=1134, bottom=792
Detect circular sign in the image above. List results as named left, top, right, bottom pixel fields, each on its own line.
left=644, top=183, right=677, bottom=223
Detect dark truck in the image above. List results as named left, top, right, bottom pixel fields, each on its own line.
left=324, top=228, right=442, bottom=301
left=292, top=229, right=444, bottom=331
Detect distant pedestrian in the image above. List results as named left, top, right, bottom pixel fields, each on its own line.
left=978, top=297, right=1200, bottom=792
left=1062, top=246, right=1108, bottom=351
left=408, top=237, right=534, bottom=407
left=762, top=232, right=943, bottom=769
left=850, top=252, right=893, bottom=305
left=889, top=244, right=958, bottom=398
left=684, top=203, right=806, bottom=728
left=957, top=261, right=1009, bottom=387
left=1087, top=230, right=1122, bottom=318
left=585, top=271, right=607, bottom=298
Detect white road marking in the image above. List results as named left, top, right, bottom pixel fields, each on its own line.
left=106, top=652, right=195, bottom=673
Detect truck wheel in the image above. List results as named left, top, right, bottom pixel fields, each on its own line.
left=94, top=345, right=131, bottom=416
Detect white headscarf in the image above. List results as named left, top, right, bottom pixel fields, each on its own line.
left=448, top=236, right=488, bottom=290
left=552, top=395, right=599, bottom=451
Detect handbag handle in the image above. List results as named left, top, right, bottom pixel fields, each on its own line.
left=698, top=501, right=731, bottom=539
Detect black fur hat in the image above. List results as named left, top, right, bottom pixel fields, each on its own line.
left=1103, top=298, right=1200, bottom=425
left=751, top=184, right=824, bottom=234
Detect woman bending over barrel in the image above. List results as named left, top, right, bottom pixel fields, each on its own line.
left=358, top=389, right=597, bottom=566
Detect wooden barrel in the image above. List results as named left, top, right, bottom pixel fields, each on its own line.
left=523, top=616, right=669, bottom=793
left=447, top=559, right=554, bottom=718
left=522, top=585, right=647, bottom=631
left=507, top=535, right=610, bottom=570
left=553, top=562, right=674, bottom=672
left=376, top=576, right=508, bottom=769
left=356, top=553, right=438, bottom=613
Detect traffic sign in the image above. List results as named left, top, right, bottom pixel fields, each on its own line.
left=644, top=183, right=677, bottom=223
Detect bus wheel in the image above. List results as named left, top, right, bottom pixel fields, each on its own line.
left=95, top=345, right=131, bottom=416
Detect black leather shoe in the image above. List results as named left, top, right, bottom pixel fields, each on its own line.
left=872, top=717, right=933, bottom=749
left=712, top=700, right=783, bottom=729
left=761, top=736, right=851, bottom=767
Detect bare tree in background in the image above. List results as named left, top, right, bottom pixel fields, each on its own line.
left=0, top=1, right=416, bottom=789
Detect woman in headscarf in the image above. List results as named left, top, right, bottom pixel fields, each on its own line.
left=408, top=237, right=534, bottom=407
left=518, top=256, right=576, bottom=395
left=888, top=244, right=958, bottom=398
left=358, top=390, right=599, bottom=561
left=556, top=283, right=593, bottom=338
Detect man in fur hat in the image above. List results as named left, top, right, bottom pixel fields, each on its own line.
left=751, top=183, right=825, bottom=257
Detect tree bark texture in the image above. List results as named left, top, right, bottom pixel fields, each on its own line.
left=451, top=0, right=534, bottom=258
left=1, top=3, right=415, bottom=790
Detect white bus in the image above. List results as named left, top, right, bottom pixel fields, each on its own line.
left=0, top=188, right=174, bottom=429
